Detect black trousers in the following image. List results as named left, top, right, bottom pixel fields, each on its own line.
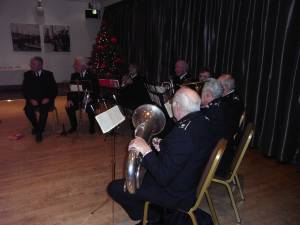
left=107, top=179, right=213, bottom=225
left=107, top=179, right=163, bottom=221
left=24, top=102, right=51, bottom=134
left=65, top=102, right=95, bottom=130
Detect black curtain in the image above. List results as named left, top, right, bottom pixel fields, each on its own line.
left=104, top=0, right=300, bottom=166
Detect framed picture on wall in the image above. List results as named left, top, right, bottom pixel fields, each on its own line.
left=10, top=23, right=41, bottom=52
left=43, top=25, right=70, bottom=52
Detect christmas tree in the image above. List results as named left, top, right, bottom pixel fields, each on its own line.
left=89, top=20, right=124, bottom=79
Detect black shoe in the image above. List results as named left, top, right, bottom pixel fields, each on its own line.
left=89, top=127, right=95, bottom=134
left=67, top=127, right=77, bottom=134
left=32, top=128, right=44, bottom=135
left=35, top=133, right=43, bottom=143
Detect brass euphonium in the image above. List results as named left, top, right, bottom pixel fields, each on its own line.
left=82, top=89, right=90, bottom=111
left=124, top=104, right=166, bottom=194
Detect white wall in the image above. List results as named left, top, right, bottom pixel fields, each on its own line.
left=0, top=0, right=102, bottom=85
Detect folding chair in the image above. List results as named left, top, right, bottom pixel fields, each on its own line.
left=212, top=123, right=255, bottom=223
left=143, top=139, right=228, bottom=225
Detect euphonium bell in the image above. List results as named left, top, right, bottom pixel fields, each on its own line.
left=125, top=104, right=166, bottom=194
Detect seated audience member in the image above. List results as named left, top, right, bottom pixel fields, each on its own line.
left=118, top=63, right=150, bottom=110
left=216, top=74, right=245, bottom=177
left=22, top=56, right=57, bottom=143
left=173, top=60, right=191, bottom=89
left=107, top=87, right=216, bottom=225
left=218, top=74, right=244, bottom=135
left=65, top=57, right=99, bottom=134
left=198, top=68, right=211, bottom=83
left=201, top=78, right=229, bottom=139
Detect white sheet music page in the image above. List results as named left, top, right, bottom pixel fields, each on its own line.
left=70, top=84, right=83, bottom=92
left=95, top=106, right=125, bottom=133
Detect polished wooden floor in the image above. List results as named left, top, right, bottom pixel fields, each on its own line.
left=0, top=97, right=299, bottom=225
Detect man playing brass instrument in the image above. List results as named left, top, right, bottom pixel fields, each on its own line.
left=107, top=87, right=216, bottom=225
left=65, top=57, right=99, bottom=134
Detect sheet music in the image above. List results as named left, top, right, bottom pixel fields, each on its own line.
left=95, top=105, right=125, bottom=133
left=164, top=101, right=173, bottom=118
left=70, top=84, right=83, bottom=92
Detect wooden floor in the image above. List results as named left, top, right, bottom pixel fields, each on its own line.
left=0, top=97, right=299, bottom=225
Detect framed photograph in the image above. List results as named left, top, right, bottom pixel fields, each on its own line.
left=10, top=23, right=41, bottom=52
left=43, top=25, right=70, bottom=52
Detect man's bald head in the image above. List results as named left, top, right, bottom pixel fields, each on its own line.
left=175, top=60, right=189, bottom=77
left=218, top=74, right=235, bottom=96
left=73, top=57, right=89, bottom=73
left=172, top=87, right=201, bottom=120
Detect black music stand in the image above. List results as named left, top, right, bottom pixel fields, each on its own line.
left=95, top=103, right=125, bottom=225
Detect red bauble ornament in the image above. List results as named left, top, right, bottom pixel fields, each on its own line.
left=100, top=63, right=107, bottom=69
left=110, top=37, right=117, bottom=44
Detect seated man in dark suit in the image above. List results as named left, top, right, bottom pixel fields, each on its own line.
left=215, top=74, right=245, bottom=177
left=201, top=78, right=229, bottom=140
left=22, top=56, right=58, bottom=142
left=173, top=60, right=192, bottom=89
left=218, top=74, right=244, bottom=136
left=119, top=63, right=150, bottom=110
left=65, top=57, right=99, bottom=134
left=107, top=87, right=217, bottom=225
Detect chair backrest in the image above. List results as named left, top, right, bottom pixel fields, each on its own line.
left=190, top=139, right=227, bottom=211
left=239, top=111, right=246, bottom=130
left=229, top=123, right=255, bottom=179
left=233, top=111, right=246, bottom=142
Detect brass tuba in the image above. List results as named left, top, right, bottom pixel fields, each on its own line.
left=125, top=104, right=166, bottom=194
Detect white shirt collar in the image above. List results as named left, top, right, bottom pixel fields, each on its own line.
left=129, top=73, right=138, bottom=79
left=35, top=70, right=42, bottom=77
left=81, top=70, right=87, bottom=78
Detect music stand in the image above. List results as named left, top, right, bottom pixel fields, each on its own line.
left=95, top=104, right=125, bottom=225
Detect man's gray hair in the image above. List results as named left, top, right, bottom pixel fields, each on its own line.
left=220, top=76, right=235, bottom=91
left=202, top=78, right=224, bottom=99
left=173, top=88, right=201, bottom=114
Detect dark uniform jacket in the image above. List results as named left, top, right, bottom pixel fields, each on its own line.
left=119, top=74, right=150, bottom=110
left=22, top=70, right=57, bottom=105
left=67, top=70, right=99, bottom=104
left=202, top=94, right=244, bottom=178
left=139, top=111, right=218, bottom=211
left=202, top=97, right=230, bottom=140
left=221, top=90, right=244, bottom=138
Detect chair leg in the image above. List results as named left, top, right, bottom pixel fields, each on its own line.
left=235, top=175, right=245, bottom=201
left=143, top=201, right=150, bottom=225
left=54, top=108, right=60, bottom=125
left=224, top=182, right=241, bottom=223
left=205, top=191, right=219, bottom=225
left=188, top=211, right=198, bottom=225
left=54, top=108, right=60, bottom=131
left=78, top=109, right=82, bottom=129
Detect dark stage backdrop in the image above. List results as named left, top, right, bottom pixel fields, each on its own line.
left=103, top=0, right=300, bottom=166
